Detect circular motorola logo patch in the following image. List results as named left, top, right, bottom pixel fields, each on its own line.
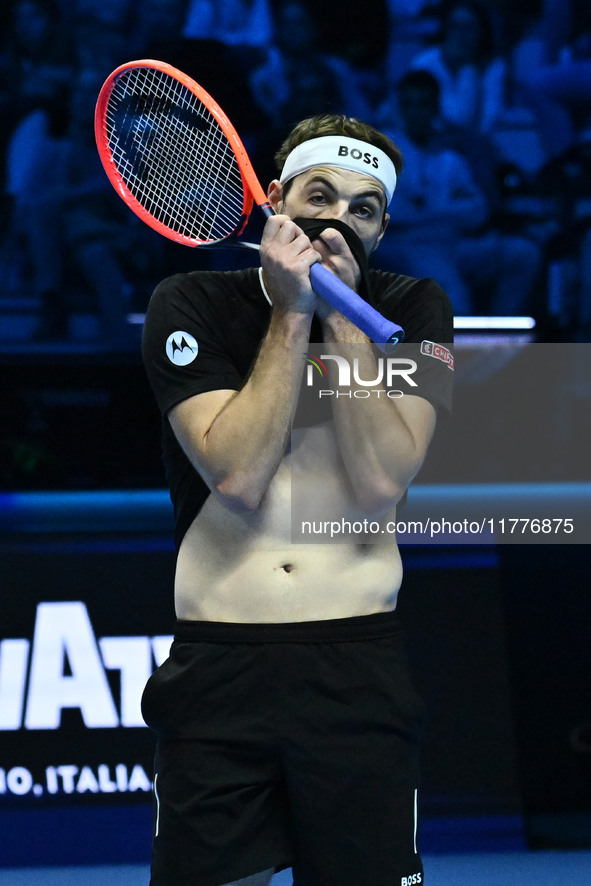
left=166, top=331, right=199, bottom=366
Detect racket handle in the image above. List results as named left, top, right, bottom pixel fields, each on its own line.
left=310, top=263, right=405, bottom=352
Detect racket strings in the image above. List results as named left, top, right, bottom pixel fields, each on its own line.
left=134, top=69, right=242, bottom=239
left=126, top=69, right=241, bottom=238
left=105, top=66, right=246, bottom=242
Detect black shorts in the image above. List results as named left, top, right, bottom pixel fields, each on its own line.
left=141, top=611, right=425, bottom=886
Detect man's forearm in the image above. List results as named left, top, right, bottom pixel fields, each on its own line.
left=321, top=316, right=435, bottom=513
left=201, top=308, right=312, bottom=510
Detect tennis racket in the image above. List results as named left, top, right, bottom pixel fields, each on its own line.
left=94, top=59, right=404, bottom=349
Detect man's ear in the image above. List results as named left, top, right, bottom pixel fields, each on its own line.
left=373, top=212, right=390, bottom=253
left=267, top=179, right=284, bottom=212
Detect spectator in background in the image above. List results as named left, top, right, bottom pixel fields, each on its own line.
left=177, top=0, right=272, bottom=152
left=0, top=0, right=185, bottom=344
left=516, top=0, right=591, bottom=160
left=312, top=0, right=390, bottom=70
left=68, top=0, right=133, bottom=70
left=128, top=0, right=189, bottom=60
left=0, top=0, right=74, bottom=338
left=0, top=0, right=69, bottom=167
left=249, top=1, right=371, bottom=164
left=70, top=0, right=132, bottom=23
left=60, top=67, right=163, bottom=348
left=378, top=70, right=540, bottom=315
left=71, top=0, right=189, bottom=73
left=0, top=6, right=14, bottom=177
left=307, top=0, right=389, bottom=109
left=383, top=0, right=442, bottom=86
left=409, top=0, right=509, bottom=134
left=6, top=0, right=72, bottom=124
left=182, top=0, right=272, bottom=52
left=2, top=61, right=158, bottom=345
left=511, top=0, right=591, bottom=336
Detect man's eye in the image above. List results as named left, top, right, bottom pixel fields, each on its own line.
left=354, top=205, right=373, bottom=218
left=309, top=193, right=327, bottom=204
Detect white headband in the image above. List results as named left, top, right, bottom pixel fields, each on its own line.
left=279, top=135, right=397, bottom=205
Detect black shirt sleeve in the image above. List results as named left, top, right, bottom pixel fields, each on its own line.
left=141, top=272, right=246, bottom=417
left=370, top=270, right=454, bottom=413
left=140, top=268, right=270, bottom=549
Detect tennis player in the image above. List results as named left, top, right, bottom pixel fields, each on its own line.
left=141, top=114, right=454, bottom=886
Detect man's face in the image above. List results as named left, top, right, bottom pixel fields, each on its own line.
left=268, top=166, right=390, bottom=257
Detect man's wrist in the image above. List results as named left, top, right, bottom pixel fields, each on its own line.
left=321, top=313, right=370, bottom=344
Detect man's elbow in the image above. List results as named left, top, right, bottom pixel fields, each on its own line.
left=355, top=476, right=407, bottom=517
left=213, top=475, right=264, bottom=514
left=356, top=455, right=426, bottom=514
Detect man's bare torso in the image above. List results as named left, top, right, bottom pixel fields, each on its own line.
left=174, top=422, right=403, bottom=623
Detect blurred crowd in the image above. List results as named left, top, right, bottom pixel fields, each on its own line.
left=0, top=0, right=590, bottom=348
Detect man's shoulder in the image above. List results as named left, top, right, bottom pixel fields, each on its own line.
left=152, top=266, right=261, bottom=302
left=370, top=268, right=447, bottom=304
left=146, top=266, right=266, bottom=329
left=369, top=269, right=453, bottom=344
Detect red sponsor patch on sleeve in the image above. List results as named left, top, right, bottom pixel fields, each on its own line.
left=420, top=340, right=454, bottom=370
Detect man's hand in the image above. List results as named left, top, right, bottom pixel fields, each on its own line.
left=308, top=227, right=366, bottom=335
left=260, top=215, right=321, bottom=315
left=313, top=227, right=361, bottom=290
left=310, top=226, right=363, bottom=325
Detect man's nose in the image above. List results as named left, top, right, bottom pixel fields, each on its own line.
left=326, top=201, right=349, bottom=221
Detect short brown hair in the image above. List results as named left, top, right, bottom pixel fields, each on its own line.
left=275, top=114, right=404, bottom=178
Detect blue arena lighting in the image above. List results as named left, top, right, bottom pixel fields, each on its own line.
left=454, top=316, right=536, bottom=329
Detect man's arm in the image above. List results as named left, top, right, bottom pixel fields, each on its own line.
left=325, top=323, right=436, bottom=514
left=315, top=229, right=437, bottom=514
left=168, top=216, right=319, bottom=513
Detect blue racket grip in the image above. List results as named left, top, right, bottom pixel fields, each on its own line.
left=309, top=263, right=404, bottom=352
